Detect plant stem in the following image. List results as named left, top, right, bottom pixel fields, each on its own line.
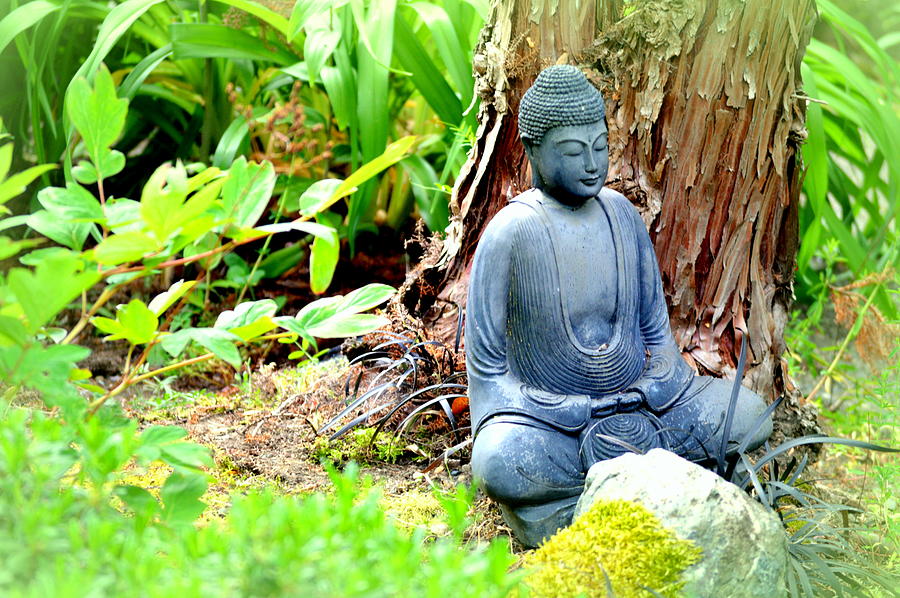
left=62, top=285, right=120, bottom=345
left=804, top=283, right=880, bottom=403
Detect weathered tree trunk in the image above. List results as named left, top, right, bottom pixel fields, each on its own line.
left=401, top=0, right=820, bottom=438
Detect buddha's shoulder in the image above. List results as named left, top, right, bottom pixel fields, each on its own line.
left=482, top=190, right=544, bottom=234
left=598, top=187, right=643, bottom=224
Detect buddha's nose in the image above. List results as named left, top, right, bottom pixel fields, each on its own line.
left=584, top=152, right=598, bottom=173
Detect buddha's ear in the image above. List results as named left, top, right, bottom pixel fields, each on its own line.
left=521, top=136, right=537, bottom=161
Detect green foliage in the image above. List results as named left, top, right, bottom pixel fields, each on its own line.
left=311, top=426, right=406, bottom=465
left=524, top=499, right=702, bottom=598
left=798, top=0, right=899, bottom=317
left=0, top=413, right=522, bottom=598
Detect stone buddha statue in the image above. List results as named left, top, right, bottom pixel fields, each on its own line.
left=466, top=65, right=772, bottom=547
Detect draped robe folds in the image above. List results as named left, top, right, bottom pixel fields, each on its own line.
left=466, top=188, right=695, bottom=435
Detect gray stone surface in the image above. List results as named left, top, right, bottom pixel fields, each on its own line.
left=575, top=448, right=787, bottom=598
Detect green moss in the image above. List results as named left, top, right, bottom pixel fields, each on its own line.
left=524, top=499, right=702, bottom=598
left=311, top=427, right=405, bottom=465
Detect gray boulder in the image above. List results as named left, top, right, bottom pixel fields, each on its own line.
left=575, top=448, right=787, bottom=598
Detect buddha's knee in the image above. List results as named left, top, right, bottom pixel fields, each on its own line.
left=472, top=421, right=584, bottom=505
left=471, top=423, right=530, bottom=503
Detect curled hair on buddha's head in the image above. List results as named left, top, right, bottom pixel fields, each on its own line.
left=517, top=65, right=606, bottom=145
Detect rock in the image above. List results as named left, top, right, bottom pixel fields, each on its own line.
left=575, top=449, right=787, bottom=598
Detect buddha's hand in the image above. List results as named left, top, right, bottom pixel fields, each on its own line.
left=590, top=391, right=644, bottom=417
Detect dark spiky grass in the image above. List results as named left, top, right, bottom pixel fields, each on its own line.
left=318, top=328, right=469, bottom=467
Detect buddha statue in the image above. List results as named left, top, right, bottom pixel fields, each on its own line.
left=466, top=65, right=772, bottom=547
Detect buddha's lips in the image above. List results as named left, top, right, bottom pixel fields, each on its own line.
left=580, top=176, right=600, bottom=185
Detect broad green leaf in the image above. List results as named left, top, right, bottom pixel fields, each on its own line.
left=337, top=284, right=396, bottom=314
left=295, top=178, right=343, bottom=217
left=212, top=0, right=290, bottom=35
left=92, top=231, right=160, bottom=265
left=37, top=183, right=104, bottom=221
left=288, top=0, right=348, bottom=40
left=408, top=2, right=474, bottom=107
left=119, top=44, right=173, bottom=100
left=140, top=162, right=189, bottom=241
left=0, top=141, right=10, bottom=183
left=214, top=299, right=279, bottom=340
left=393, top=15, right=463, bottom=126
left=320, top=65, right=354, bottom=130
left=336, top=136, right=417, bottom=201
left=255, top=221, right=336, bottom=238
left=171, top=23, right=298, bottom=65
left=214, top=299, right=278, bottom=330
left=66, top=66, right=128, bottom=172
left=307, top=313, right=388, bottom=338
left=26, top=210, right=93, bottom=251
left=69, top=0, right=165, bottom=87
left=114, top=485, right=159, bottom=518
left=0, top=164, right=57, bottom=207
left=140, top=425, right=189, bottom=446
left=304, top=20, right=341, bottom=84
left=221, top=157, right=276, bottom=230
left=98, top=299, right=158, bottom=345
left=161, top=471, right=208, bottom=526
left=7, top=255, right=100, bottom=333
left=0, top=315, right=28, bottom=346
left=148, top=280, right=198, bottom=316
left=310, top=213, right=340, bottom=294
left=0, top=237, right=41, bottom=262
left=0, top=0, right=60, bottom=55
left=276, top=295, right=342, bottom=335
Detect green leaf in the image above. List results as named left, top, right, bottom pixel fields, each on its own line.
left=119, top=44, right=174, bottom=100
left=69, top=0, right=165, bottom=89
left=288, top=0, right=348, bottom=40
left=97, top=299, right=158, bottom=345
left=171, top=23, right=298, bottom=65
left=0, top=237, right=42, bottom=262
left=114, top=485, right=160, bottom=518
left=337, top=283, right=396, bottom=314
left=7, top=255, right=100, bottom=333
left=211, top=0, right=290, bottom=36
left=304, top=21, right=341, bottom=84
left=0, top=164, right=57, bottom=207
left=0, top=0, right=60, bottom=55
left=161, top=328, right=242, bottom=368
left=92, top=231, right=161, bottom=265
left=161, top=471, right=208, bottom=526
left=221, top=157, right=277, bottom=230
left=140, top=425, right=189, bottom=446
left=393, top=15, right=463, bottom=127
left=308, top=313, right=388, bottom=338
left=320, top=65, right=354, bottom=130
left=0, top=315, right=28, bottom=346
left=140, top=162, right=190, bottom=241
left=296, top=178, right=344, bottom=217
left=310, top=216, right=340, bottom=294
left=336, top=136, right=417, bottom=201
left=148, top=280, right=198, bottom=316
left=66, top=66, right=129, bottom=172
left=214, top=299, right=279, bottom=341
left=407, top=2, right=474, bottom=108
left=37, top=183, right=104, bottom=221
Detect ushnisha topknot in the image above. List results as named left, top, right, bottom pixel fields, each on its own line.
left=518, top=65, right=606, bottom=144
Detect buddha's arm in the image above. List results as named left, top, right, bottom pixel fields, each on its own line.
left=625, top=202, right=694, bottom=412
left=466, top=206, right=591, bottom=434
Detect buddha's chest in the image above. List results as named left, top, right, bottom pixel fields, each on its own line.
left=543, top=204, right=619, bottom=346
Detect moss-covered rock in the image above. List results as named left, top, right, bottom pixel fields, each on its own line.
left=523, top=499, right=702, bottom=598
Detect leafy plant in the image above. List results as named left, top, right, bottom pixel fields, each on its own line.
left=798, top=0, right=899, bottom=319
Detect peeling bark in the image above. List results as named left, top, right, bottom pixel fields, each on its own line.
left=402, top=0, right=820, bottom=439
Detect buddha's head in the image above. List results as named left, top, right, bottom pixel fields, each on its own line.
left=519, top=65, right=608, bottom=207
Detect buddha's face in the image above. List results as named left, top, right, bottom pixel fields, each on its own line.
left=525, top=121, right=608, bottom=207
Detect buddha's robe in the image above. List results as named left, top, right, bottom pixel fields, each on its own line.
left=465, top=188, right=771, bottom=546
left=466, top=188, right=693, bottom=435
